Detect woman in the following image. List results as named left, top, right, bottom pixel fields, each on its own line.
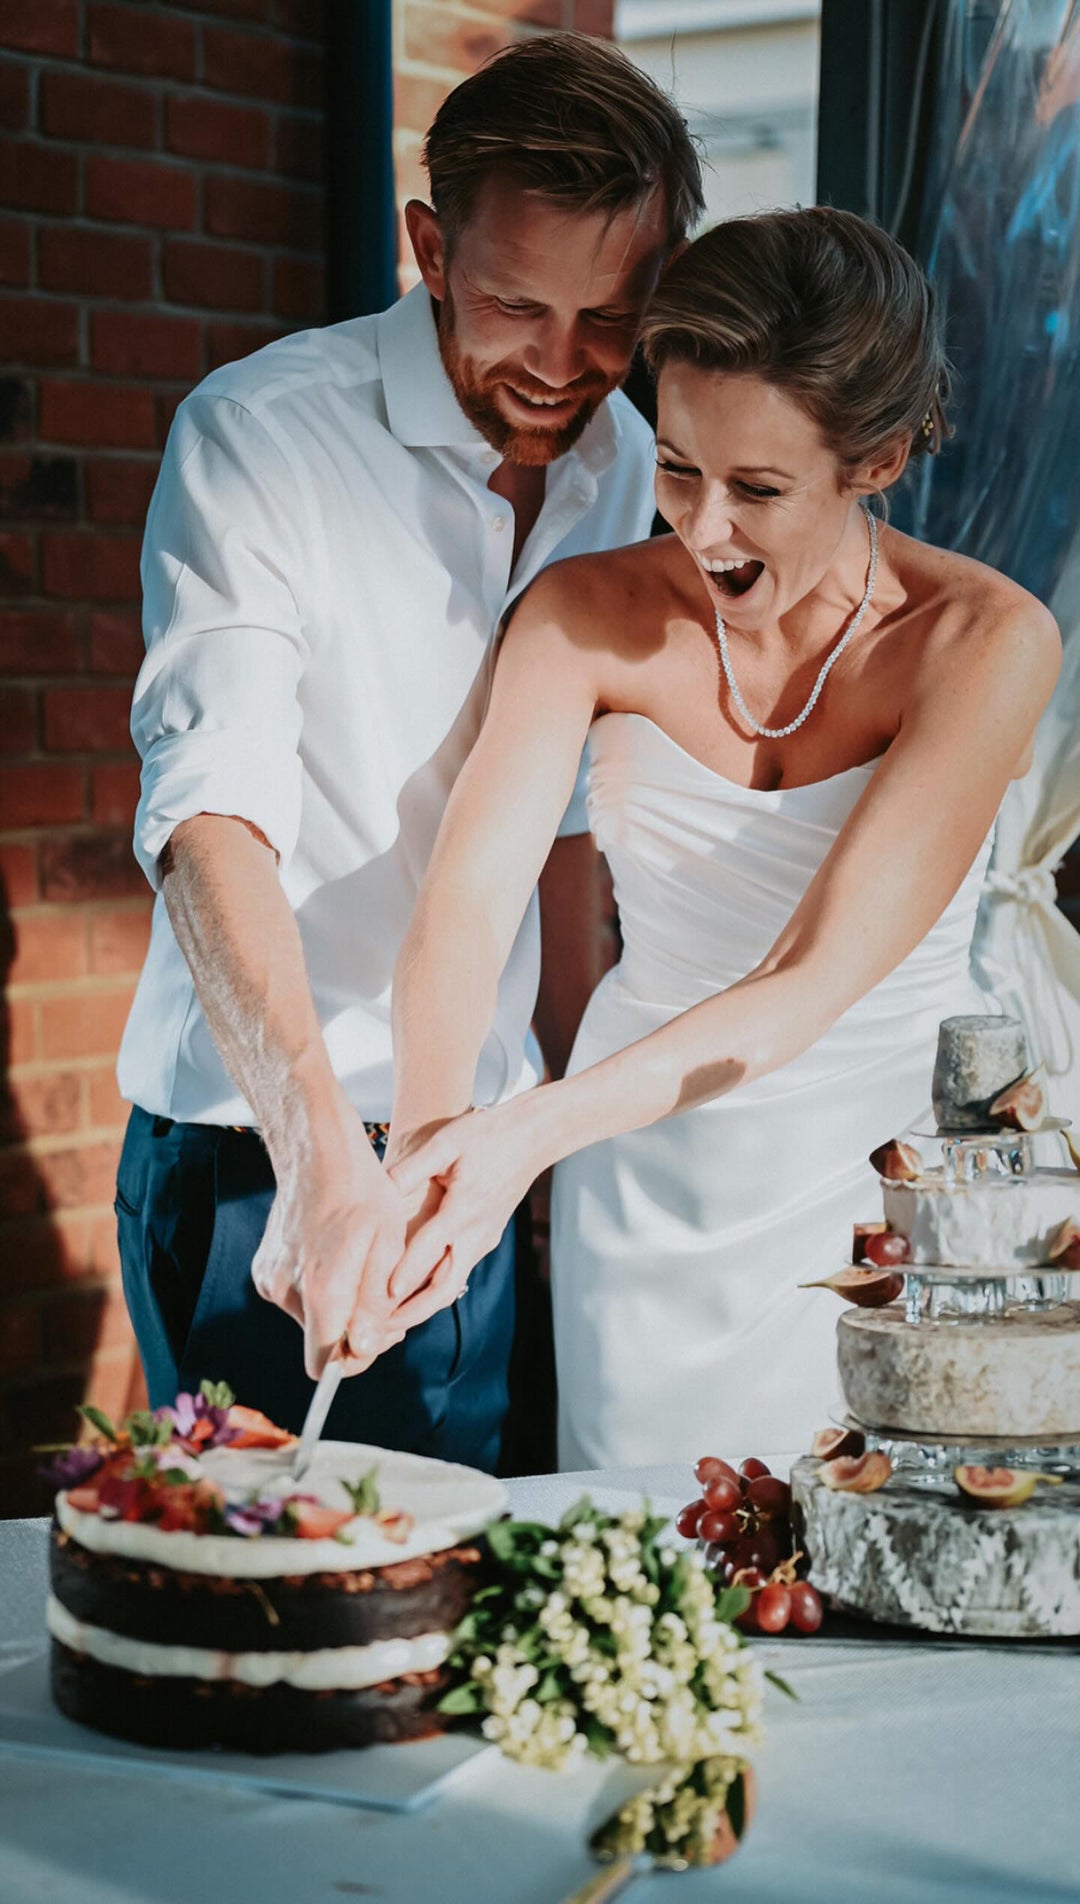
left=381, top=209, right=1059, bottom=1467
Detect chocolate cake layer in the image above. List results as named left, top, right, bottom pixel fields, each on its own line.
left=50, top=1524, right=484, bottom=1652
left=51, top=1641, right=451, bottom=1752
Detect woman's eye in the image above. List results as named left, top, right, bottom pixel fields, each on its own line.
left=738, top=483, right=780, bottom=500
left=655, top=460, right=697, bottom=479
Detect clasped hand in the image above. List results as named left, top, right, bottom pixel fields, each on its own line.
left=252, top=1100, right=540, bottom=1378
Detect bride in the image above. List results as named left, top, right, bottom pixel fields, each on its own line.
left=380, top=208, right=1059, bottom=1467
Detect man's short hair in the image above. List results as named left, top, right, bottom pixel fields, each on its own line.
left=423, top=32, right=704, bottom=248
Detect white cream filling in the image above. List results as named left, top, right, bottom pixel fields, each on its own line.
left=47, top=1594, right=450, bottom=1691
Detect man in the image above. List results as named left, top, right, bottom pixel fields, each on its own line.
left=116, top=33, right=703, bottom=1470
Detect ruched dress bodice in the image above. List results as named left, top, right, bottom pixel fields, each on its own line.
left=550, top=713, right=992, bottom=1469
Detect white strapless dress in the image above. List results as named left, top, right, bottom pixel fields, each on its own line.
left=550, top=713, right=993, bottom=1470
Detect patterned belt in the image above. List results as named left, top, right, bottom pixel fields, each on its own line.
left=230, top=1121, right=391, bottom=1152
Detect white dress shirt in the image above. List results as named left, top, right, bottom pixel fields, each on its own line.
left=118, top=283, right=656, bottom=1125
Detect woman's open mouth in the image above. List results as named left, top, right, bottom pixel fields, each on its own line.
left=701, top=556, right=766, bottom=600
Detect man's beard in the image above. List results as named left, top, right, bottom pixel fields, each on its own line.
left=437, top=293, right=610, bottom=467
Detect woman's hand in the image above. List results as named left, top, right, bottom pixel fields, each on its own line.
left=385, top=1098, right=547, bottom=1330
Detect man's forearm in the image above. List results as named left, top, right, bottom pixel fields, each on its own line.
left=162, top=814, right=354, bottom=1171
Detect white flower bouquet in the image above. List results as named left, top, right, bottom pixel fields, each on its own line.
left=439, top=1498, right=768, bottom=1773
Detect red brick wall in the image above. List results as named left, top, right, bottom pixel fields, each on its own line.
left=0, top=0, right=327, bottom=1515
left=0, top=1, right=615, bottom=1515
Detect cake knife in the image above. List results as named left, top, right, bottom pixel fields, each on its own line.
left=289, top=1345, right=345, bottom=1483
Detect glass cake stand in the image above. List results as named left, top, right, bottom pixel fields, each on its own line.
left=842, top=1417, right=1080, bottom=1487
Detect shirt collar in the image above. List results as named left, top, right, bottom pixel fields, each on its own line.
left=377, top=281, right=621, bottom=477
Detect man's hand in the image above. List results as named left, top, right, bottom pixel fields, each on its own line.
left=384, top=1097, right=543, bottom=1333
left=252, top=1114, right=408, bottom=1380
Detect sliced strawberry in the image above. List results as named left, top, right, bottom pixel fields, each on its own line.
left=289, top=1501, right=355, bottom=1540
left=157, top=1481, right=222, bottom=1533
left=225, top=1404, right=297, bottom=1449
left=65, top=1483, right=102, bottom=1513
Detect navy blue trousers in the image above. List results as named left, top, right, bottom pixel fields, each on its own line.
left=116, top=1106, right=516, bottom=1474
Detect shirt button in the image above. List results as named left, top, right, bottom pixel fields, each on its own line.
left=492, top=514, right=506, bottom=532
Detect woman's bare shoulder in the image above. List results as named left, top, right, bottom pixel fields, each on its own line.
left=504, top=535, right=685, bottom=655
left=885, top=525, right=1060, bottom=668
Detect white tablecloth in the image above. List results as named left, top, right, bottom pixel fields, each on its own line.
left=1, top=1464, right=1077, bottom=1904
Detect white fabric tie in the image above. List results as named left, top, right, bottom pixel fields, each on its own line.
left=982, top=864, right=1060, bottom=910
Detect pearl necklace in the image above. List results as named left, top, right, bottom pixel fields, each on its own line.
left=714, top=506, right=879, bottom=740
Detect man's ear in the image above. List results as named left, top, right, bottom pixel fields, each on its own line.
left=405, top=200, right=448, bottom=300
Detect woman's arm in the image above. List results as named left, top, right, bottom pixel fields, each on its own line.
left=388, top=598, right=1060, bottom=1320
left=387, top=569, right=601, bottom=1151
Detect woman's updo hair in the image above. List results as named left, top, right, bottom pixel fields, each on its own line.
left=641, top=206, right=951, bottom=474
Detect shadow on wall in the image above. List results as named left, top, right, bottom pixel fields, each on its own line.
left=0, top=870, right=145, bottom=1518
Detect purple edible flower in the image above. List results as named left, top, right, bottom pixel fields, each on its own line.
left=154, top=1390, right=241, bottom=1452
left=222, top=1495, right=290, bottom=1537
left=41, top=1445, right=105, bottom=1490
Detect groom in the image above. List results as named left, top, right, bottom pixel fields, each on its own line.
left=116, top=33, right=702, bottom=1471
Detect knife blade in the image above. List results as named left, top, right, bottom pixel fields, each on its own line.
left=290, top=1348, right=345, bottom=1482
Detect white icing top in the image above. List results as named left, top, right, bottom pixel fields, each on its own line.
left=56, top=1440, right=507, bottom=1578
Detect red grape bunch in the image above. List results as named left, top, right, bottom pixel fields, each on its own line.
left=676, top=1453, right=824, bottom=1636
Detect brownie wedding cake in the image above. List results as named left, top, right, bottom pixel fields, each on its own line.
left=791, top=1015, right=1080, bottom=1639
left=46, top=1384, right=505, bottom=1752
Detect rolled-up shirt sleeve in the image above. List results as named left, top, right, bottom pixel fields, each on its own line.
left=131, top=394, right=310, bottom=891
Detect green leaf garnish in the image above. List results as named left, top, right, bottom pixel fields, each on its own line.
left=126, top=1411, right=174, bottom=1449
left=77, top=1405, right=118, bottom=1442
left=199, top=1379, right=235, bottom=1409
left=342, top=1466, right=381, bottom=1517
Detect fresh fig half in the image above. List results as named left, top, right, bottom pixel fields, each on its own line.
left=868, top=1138, right=922, bottom=1181
left=1047, top=1218, right=1080, bottom=1270
left=819, top=1451, right=893, bottom=1493
left=954, top=1465, right=1063, bottom=1509
left=799, top=1266, right=904, bottom=1307
left=810, top=1426, right=865, bottom=1461
left=988, top=1066, right=1047, bottom=1132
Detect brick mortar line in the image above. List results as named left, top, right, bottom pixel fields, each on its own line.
left=1, top=1277, right=122, bottom=1309
left=6, top=1061, right=133, bottom=1082
left=5, top=132, right=328, bottom=170
left=0, top=1135, right=129, bottom=1163
left=6, top=899, right=150, bottom=914
left=0, top=32, right=329, bottom=77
